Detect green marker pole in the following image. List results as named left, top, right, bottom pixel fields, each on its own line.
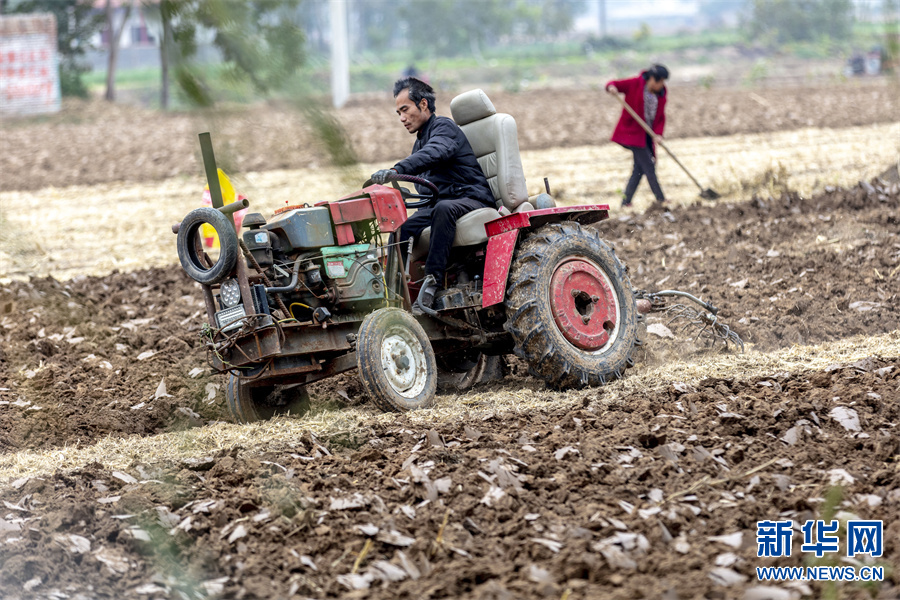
left=198, top=132, right=235, bottom=230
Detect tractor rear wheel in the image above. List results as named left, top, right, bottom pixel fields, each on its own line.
left=504, top=221, right=639, bottom=389
left=357, top=308, right=437, bottom=412
left=225, top=375, right=310, bottom=423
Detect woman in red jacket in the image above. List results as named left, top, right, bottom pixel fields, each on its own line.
left=606, top=64, right=669, bottom=207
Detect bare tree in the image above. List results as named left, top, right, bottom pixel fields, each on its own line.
left=159, top=0, right=172, bottom=109
left=104, top=0, right=135, bottom=102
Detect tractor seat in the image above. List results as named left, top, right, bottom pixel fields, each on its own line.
left=411, top=89, right=530, bottom=261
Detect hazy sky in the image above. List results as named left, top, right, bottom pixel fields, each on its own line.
left=604, top=0, right=701, bottom=19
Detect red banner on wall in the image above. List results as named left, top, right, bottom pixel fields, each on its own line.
left=0, top=13, right=61, bottom=116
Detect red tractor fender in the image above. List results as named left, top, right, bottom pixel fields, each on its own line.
left=481, top=205, right=610, bottom=308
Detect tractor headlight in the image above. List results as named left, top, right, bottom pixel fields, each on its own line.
left=219, top=279, right=242, bottom=308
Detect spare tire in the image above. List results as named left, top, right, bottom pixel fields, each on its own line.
left=176, top=207, right=238, bottom=285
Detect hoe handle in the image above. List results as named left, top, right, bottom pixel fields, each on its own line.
left=606, top=89, right=706, bottom=193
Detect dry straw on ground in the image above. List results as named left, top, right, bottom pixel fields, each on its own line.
left=2, top=330, right=898, bottom=483
left=1, top=122, right=897, bottom=281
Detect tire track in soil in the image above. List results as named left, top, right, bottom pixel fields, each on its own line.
left=1, top=359, right=898, bottom=599
left=0, top=178, right=898, bottom=453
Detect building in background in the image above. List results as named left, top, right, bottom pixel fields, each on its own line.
left=85, top=1, right=218, bottom=72
left=94, top=0, right=154, bottom=50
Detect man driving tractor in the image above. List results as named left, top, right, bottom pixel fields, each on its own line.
left=371, top=77, right=494, bottom=311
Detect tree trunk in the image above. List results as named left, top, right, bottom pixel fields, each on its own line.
left=104, top=0, right=133, bottom=102
left=469, top=35, right=486, bottom=66
left=160, top=5, right=171, bottom=110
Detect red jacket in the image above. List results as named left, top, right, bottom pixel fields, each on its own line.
left=606, top=72, right=666, bottom=149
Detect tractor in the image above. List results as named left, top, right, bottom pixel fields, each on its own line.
left=174, top=89, right=740, bottom=422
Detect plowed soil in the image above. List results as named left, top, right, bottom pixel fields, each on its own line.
left=1, top=80, right=897, bottom=192
left=2, top=360, right=898, bottom=599
left=1, top=179, right=899, bottom=598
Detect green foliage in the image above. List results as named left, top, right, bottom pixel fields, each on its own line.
left=583, top=35, right=633, bottom=53
left=633, top=22, right=652, bottom=43
left=159, top=0, right=306, bottom=105
left=9, top=0, right=103, bottom=97
left=746, top=0, right=854, bottom=44
left=353, top=1, right=402, bottom=54
left=886, top=0, right=900, bottom=74
left=278, top=76, right=363, bottom=182
left=501, top=65, right=535, bottom=93
left=394, top=0, right=580, bottom=58
left=396, top=0, right=514, bottom=58
left=744, top=58, right=770, bottom=85
left=174, top=63, right=214, bottom=108
left=57, top=60, right=92, bottom=98
left=298, top=103, right=358, bottom=169
left=517, top=0, right=580, bottom=38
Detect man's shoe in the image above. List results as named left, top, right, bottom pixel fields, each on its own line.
left=622, top=198, right=633, bottom=207
left=413, top=274, right=439, bottom=315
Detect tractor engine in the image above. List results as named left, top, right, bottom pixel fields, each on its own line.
left=220, top=207, right=386, bottom=325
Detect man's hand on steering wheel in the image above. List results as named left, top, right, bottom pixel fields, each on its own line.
left=365, top=171, right=440, bottom=209
left=371, top=168, right=397, bottom=185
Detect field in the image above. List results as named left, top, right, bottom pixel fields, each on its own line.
left=1, top=79, right=900, bottom=599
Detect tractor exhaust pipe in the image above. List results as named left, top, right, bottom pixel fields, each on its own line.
left=171, top=198, right=250, bottom=235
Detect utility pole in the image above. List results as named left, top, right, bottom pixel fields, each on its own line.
left=599, top=0, right=607, bottom=37
left=330, top=0, right=349, bottom=109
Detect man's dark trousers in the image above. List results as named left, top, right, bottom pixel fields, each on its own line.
left=623, top=135, right=665, bottom=203
left=397, top=198, right=487, bottom=283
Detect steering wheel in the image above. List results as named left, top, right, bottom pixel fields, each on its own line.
left=364, top=173, right=439, bottom=209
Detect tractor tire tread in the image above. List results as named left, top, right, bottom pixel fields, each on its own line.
left=505, top=221, right=639, bottom=390
left=226, top=374, right=310, bottom=424
left=226, top=374, right=260, bottom=424
left=176, top=207, right=239, bottom=285
left=357, top=308, right=437, bottom=413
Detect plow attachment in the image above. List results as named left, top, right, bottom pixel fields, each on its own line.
left=636, top=290, right=744, bottom=352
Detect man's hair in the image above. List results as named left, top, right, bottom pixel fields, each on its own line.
left=393, top=77, right=436, bottom=112
left=642, top=64, right=670, bottom=81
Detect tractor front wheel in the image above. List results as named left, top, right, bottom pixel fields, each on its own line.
left=505, top=221, right=639, bottom=389
left=225, top=375, right=310, bottom=423
left=357, top=308, right=437, bottom=412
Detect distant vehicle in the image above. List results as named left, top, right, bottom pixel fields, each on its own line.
left=865, top=47, right=882, bottom=75
left=846, top=53, right=865, bottom=76
left=845, top=47, right=883, bottom=77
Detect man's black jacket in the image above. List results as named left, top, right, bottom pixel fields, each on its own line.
left=393, top=115, right=495, bottom=208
